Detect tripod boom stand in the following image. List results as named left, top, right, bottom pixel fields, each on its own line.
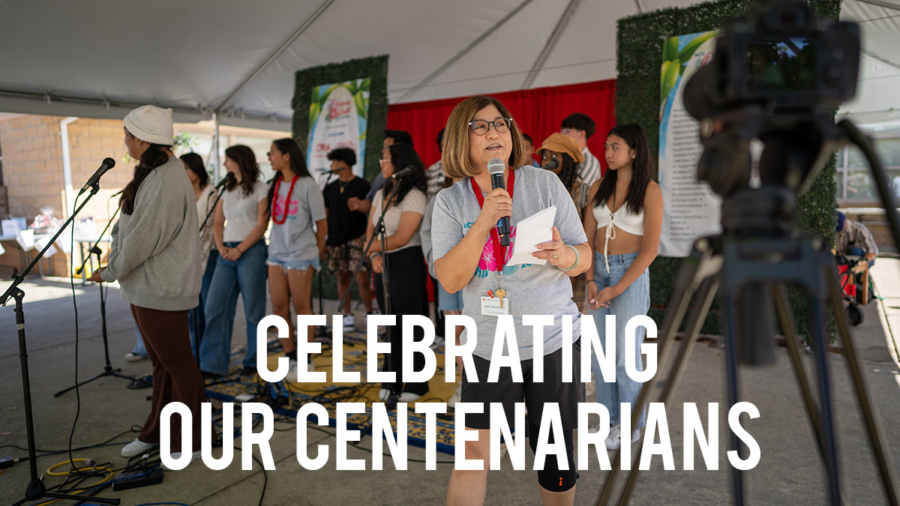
left=1, top=185, right=120, bottom=505
left=338, top=180, right=403, bottom=409
left=54, top=244, right=137, bottom=397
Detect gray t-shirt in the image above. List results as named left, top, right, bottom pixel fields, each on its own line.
left=431, top=166, right=588, bottom=360
left=268, top=176, right=326, bottom=263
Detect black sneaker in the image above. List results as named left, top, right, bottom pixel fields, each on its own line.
left=241, top=366, right=257, bottom=377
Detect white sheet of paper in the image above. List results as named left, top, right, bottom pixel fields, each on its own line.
left=507, top=205, right=556, bottom=266
left=16, top=229, right=34, bottom=251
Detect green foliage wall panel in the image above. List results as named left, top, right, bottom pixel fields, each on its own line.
left=618, top=0, right=840, bottom=336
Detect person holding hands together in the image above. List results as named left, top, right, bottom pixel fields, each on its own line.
left=582, top=124, right=663, bottom=449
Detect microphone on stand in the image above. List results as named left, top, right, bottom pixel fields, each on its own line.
left=488, top=158, right=510, bottom=247
left=78, top=158, right=116, bottom=195
left=317, top=168, right=342, bottom=174
left=214, top=172, right=235, bottom=190
left=390, top=166, right=416, bottom=179
left=541, top=159, right=560, bottom=171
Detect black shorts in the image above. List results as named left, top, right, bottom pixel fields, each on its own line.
left=460, top=339, right=584, bottom=430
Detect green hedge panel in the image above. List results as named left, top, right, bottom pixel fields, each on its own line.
left=291, top=55, right=389, bottom=300
left=618, top=0, right=840, bottom=337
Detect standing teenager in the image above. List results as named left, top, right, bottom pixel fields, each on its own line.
left=266, top=138, right=327, bottom=374
left=582, top=124, right=663, bottom=449
left=200, top=145, right=269, bottom=377
left=89, top=105, right=212, bottom=468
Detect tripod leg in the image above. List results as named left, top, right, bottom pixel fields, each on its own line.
left=824, top=267, right=900, bottom=505
left=616, top=275, right=720, bottom=505
left=771, top=285, right=826, bottom=457
left=807, top=295, right=843, bottom=506
left=722, top=295, right=746, bottom=506
left=595, top=240, right=717, bottom=506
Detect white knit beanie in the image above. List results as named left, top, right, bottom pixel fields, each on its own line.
left=124, top=105, right=174, bottom=145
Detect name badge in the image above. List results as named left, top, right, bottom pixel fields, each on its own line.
left=481, top=296, right=510, bottom=316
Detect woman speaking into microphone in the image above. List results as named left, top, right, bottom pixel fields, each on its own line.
left=431, top=96, right=591, bottom=505
left=88, top=105, right=212, bottom=468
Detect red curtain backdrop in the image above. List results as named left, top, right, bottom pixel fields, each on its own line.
left=386, top=79, right=616, bottom=170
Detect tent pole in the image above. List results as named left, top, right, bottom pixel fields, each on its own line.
left=396, top=0, right=533, bottom=103
left=215, top=0, right=334, bottom=114
left=213, top=112, right=221, bottom=183
left=521, top=0, right=580, bottom=89
left=59, top=117, right=78, bottom=218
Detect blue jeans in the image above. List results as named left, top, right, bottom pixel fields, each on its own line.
left=188, top=252, right=219, bottom=359
left=199, top=240, right=268, bottom=375
left=132, top=323, right=146, bottom=357
left=586, top=251, right=650, bottom=428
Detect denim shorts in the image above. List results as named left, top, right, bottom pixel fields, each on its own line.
left=437, top=280, right=464, bottom=312
left=266, top=257, right=320, bottom=273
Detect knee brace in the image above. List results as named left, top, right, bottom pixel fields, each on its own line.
left=529, top=423, right=577, bottom=492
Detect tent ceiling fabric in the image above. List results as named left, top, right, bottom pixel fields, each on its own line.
left=0, top=0, right=898, bottom=129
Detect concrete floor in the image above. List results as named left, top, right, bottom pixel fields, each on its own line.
left=0, top=260, right=899, bottom=505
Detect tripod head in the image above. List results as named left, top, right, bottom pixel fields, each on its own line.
left=680, top=0, right=862, bottom=365
left=684, top=0, right=860, bottom=206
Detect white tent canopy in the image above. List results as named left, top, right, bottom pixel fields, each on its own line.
left=0, top=0, right=898, bottom=130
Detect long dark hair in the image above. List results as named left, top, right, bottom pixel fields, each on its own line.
left=224, top=145, right=260, bottom=198
left=120, top=140, right=171, bottom=215
left=592, top=124, right=654, bottom=214
left=382, top=143, right=426, bottom=205
left=266, top=138, right=311, bottom=213
left=554, top=153, right=581, bottom=192
left=180, top=152, right=208, bottom=188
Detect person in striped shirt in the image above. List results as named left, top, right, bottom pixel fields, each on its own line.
left=560, top=112, right=601, bottom=187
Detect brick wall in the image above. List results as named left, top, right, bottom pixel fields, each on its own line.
left=0, top=115, right=128, bottom=276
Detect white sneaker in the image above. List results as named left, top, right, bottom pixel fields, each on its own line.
left=121, top=438, right=155, bottom=457
left=343, top=314, right=355, bottom=330
left=447, top=385, right=461, bottom=408
left=605, top=425, right=640, bottom=450
left=161, top=450, right=202, bottom=471
left=379, top=388, right=392, bottom=401
left=430, top=335, right=445, bottom=350
left=398, top=392, right=422, bottom=402
left=124, top=352, right=147, bottom=363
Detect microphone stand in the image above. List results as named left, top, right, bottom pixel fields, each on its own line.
left=338, top=179, right=403, bottom=410
left=55, top=241, right=136, bottom=397
left=1, top=183, right=120, bottom=505
left=316, top=172, right=336, bottom=341
left=193, top=184, right=226, bottom=365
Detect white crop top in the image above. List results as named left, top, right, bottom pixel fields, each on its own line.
left=593, top=200, right=644, bottom=273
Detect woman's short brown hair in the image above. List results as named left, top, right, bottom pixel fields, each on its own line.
left=441, top=96, right=527, bottom=179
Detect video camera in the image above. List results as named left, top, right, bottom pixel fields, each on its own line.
left=683, top=0, right=860, bottom=201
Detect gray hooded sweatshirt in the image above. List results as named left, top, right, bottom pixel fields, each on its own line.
left=101, top=156, right=201, bottom=311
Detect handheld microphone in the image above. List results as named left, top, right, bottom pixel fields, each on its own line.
left=317, top=168, right=342, bottom=173
left=488, top=158, right=510, bottom=247
left=214, top=172, right=235, bottom=190
left=78, top=158, right=116, bottom=195
left=390, top=166, right=416, bottom=179
left=542, top=159, right=560, bottom=171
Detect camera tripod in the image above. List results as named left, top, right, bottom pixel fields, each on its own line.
left=2, top=184, right=120, bottom=505
left=595, top=123, right=900, bottom=505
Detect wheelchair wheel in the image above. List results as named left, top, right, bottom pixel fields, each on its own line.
left=845, top=304, right=864, bottom=326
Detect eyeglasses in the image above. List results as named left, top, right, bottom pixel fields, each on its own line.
left=468, top=118, right=513, bottom=136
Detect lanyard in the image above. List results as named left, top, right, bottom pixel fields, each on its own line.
left=470, top=168, right=515, bottom=274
